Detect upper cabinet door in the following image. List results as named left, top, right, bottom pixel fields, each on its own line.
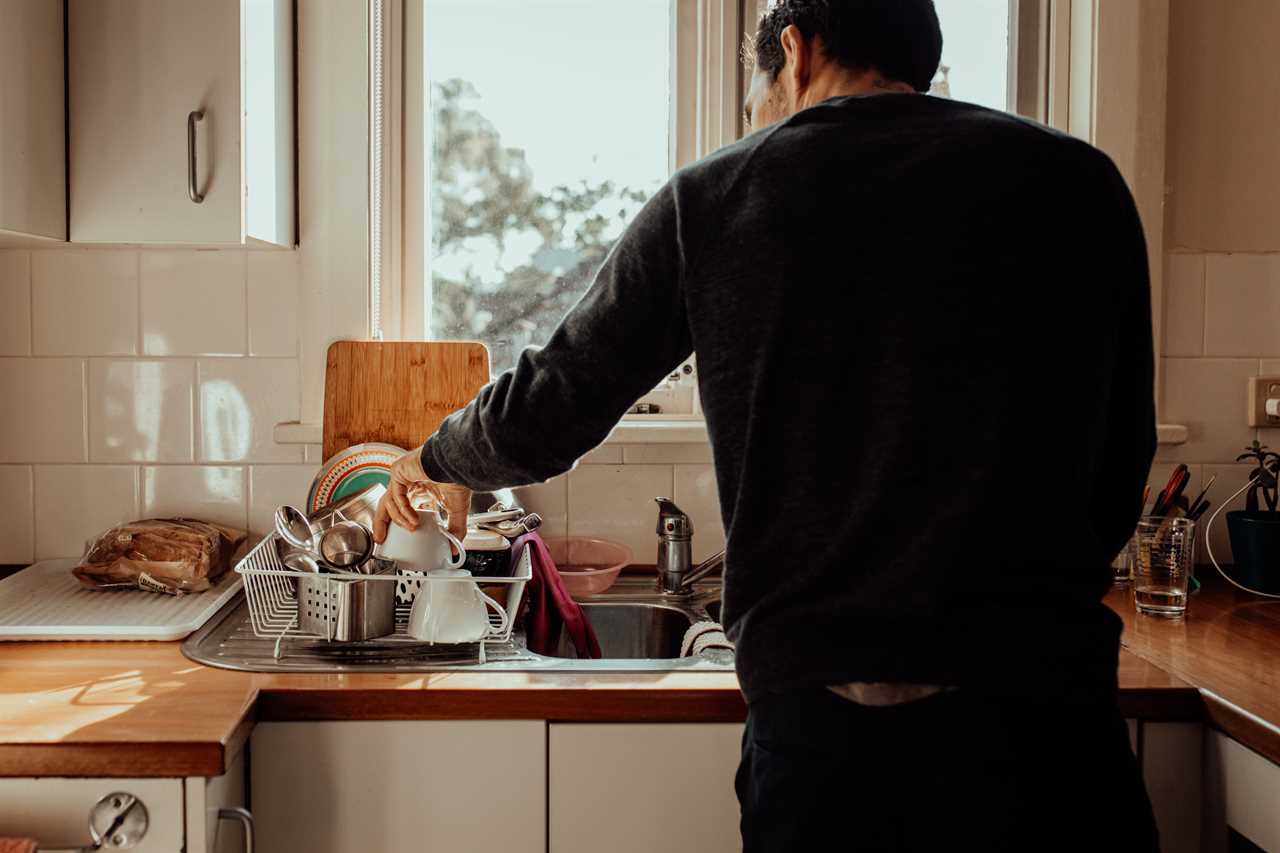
left=0, top=0, right=66, bottom=245
left=69, top=0, right=295, bottom=247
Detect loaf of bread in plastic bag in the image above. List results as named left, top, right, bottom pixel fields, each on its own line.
left=73, top=518, right=248, bottom=595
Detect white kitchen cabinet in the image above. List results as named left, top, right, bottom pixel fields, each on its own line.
left=251, top=720, right=546, bottom=853
left=0, top=0, right=66, bottom=245
left=1203, top=731, right=1280, bottom=853
left=68, top=0, right=295, bottom=247
left=549, top=723, right=744, bottom=853
left=0, top=751, right=248, bottom=853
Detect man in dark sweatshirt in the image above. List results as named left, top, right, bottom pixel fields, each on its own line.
left=373, top=0, right=1158, bottom=848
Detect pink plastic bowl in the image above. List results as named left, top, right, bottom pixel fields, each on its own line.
left=543, top=537, right=633, bottom=597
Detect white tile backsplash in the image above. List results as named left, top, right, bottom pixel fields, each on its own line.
left=568, top=465, right=672, bottom=561
left=142, top=465, right=248, bottom=531
left=673, top=464, right=725, bottom=562
left=32, top=250, right=138, bottom=356
left=141, top=251, right=247, bottom=356
left=0, top=248, right=317, bottom=547
left=0, top=251, right=31, bottom=356
left=34, top=464, right=139, bottom=560
left=0, top=465, right=34, bottom=564
left=1163, top=253, right=1205, bottom=357
left=513, top=475, right=569, bottom=540
left=247, top=250, right=300, bottom=357
left=1157, top=250, right=1280, bottom=566
left=1157, top=357, right=1258, bottom=464
left=248, top=464, right=321, bottom=538
left=1204, top=254, right=1280, bottom=357
left=0, top=358, right=86, bottom=463
left=578, top=445, right=623, bottom=465
left=89, top=359, right=195, bottom=462
left=198, top=358, right=303, bottom=463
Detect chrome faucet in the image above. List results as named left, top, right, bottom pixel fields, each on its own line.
left=654, top=497, right=725, bottom=594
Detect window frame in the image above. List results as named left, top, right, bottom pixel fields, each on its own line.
left=369, top=0, right=1066, bottom=428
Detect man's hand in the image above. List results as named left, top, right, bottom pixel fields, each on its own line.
left=373, top=446, right=471, bottom=545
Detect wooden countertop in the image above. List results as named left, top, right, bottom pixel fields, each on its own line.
left=0, top=640, right=745, bottom=778
left=1108, top=575, right=1280, bottom=765
left=0, top=576, right=1274, bottom=779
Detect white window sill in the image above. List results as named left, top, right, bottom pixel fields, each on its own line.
left=605, top=416, right=708, bottom=444
left=274, top=416, right=710, bottom=448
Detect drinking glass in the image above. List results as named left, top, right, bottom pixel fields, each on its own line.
left=1132, top=517, right=1195, bottom=617
left=1112, top=530, right=1136, bottom=583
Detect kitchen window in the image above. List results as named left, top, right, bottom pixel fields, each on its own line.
left=420, top=0, right=672, bottom=375
left=375, top=0, right=1059, bottom=407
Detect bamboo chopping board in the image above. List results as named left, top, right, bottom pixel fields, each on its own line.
left=322, top=341, right=491, bottom=460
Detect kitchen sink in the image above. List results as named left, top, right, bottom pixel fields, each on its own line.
left=552, top=603, right=692, bottom=660
left=182, top=577, right=732, bottom=673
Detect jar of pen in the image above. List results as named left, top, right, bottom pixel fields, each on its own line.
left=1113, top=464, right=1213, bottom=619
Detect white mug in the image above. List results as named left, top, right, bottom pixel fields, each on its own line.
left=377, top=508, right=466, bottom=571
left=407, top=568, right=509, bottom=643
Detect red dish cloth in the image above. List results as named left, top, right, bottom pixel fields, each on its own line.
left=513, top=532, right=602, bottom=659
left=0, top=840, right=37, bottom=853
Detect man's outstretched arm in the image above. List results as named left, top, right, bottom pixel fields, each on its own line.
left=420, top=181, right=696, bottom=493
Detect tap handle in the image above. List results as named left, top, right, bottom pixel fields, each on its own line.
left=655, top=497, right=693, bottom=538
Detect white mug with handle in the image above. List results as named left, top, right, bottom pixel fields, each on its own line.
left=376, top=507, right=466, bottom=571
left=408, top=568, right=510, bottom=643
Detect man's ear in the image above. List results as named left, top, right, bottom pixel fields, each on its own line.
left=779, top=24, right=811, bottom=101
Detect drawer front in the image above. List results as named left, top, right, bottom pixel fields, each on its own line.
left=0, top=777, right=184, bottom=851
left=550, top=723, right=744, bottom=853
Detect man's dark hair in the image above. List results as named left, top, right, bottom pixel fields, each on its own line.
left=752, top=0, right=943, bottom=93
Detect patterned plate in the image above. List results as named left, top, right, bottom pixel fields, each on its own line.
left=307, top=443, right=406, bottom=513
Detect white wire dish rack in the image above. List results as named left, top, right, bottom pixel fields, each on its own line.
left=235, top=530, right=532, bottom=662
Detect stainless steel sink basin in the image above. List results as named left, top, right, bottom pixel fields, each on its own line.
left=552, top=603, right=692, bottom=660
left=182, top=577, right=732, bottom=673
left=704, top=599, right=721, bottom=622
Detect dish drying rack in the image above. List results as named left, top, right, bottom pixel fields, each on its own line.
left=235, top=529, right=532, bottom=662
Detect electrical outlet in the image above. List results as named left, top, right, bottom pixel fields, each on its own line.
left=1247, top=376, right=1280, bottom=427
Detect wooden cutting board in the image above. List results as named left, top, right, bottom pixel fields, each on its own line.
left=323, top=341, right=491, bottom=460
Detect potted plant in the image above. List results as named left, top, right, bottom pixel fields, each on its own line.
left=1226, top=441, right=1280, bottom=594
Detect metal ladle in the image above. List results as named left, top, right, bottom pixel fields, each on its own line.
left=274, top=505, right=316, bottom=550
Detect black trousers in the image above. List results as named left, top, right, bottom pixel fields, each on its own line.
left=735, top=687, right=1159, bottom=852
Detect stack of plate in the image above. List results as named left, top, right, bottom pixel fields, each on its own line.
left=307, top=442, right=405, bottom=513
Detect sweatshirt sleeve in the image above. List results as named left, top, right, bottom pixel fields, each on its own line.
left=1091, top=158, right=1158, bottom=560
left=419, top=181, right=696, bottom=491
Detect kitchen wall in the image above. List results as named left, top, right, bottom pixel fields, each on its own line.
left=0, top=0, right=724, bottom=570
left=0, top=246, right=723, bottom=566
left=0, top=246, right=307, bottom=563
left=1152, top=0, right=1280, bottom=563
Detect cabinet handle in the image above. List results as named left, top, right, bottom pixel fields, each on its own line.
left=218, top=807, right=255, bottom=853
left=188, top=110, right=206, bottom=204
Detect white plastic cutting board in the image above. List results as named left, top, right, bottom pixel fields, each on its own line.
left=0, top=560, right=242, bottom=641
